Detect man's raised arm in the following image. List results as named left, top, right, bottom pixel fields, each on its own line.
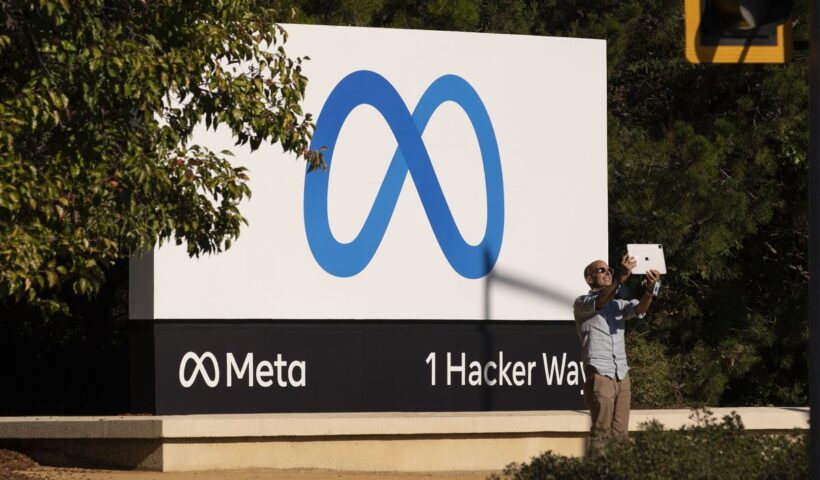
left=635, top=269, right=661, bottom=316
left=595, top=254, right=636, bottom=309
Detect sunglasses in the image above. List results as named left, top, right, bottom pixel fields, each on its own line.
left=590, top=267, right=614, bottom=275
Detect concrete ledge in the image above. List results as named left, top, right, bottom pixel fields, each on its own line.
left=0, top=408, right=808, bottom=472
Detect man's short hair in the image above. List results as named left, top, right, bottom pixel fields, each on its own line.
left=583, top=261, right=597, bottom=277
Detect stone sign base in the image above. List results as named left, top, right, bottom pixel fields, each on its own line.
left=0, top=408, right=808, bottom=472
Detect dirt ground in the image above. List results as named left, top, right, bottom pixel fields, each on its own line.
left=1, top=449, right=498, bottom=480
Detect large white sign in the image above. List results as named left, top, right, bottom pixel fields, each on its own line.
left=130, top=25, right=607, bottom=320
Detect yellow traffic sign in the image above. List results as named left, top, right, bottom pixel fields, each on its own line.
left=685, top=0, right=792, bottom=63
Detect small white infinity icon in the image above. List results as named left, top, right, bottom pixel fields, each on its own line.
left=179, top=351, right=220, bottom=388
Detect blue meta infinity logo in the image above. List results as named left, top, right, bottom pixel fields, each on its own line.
left=303, top=70, right=504, bottom=279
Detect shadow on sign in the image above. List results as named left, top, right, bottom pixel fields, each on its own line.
left=482, top=249, right=577, bottom=321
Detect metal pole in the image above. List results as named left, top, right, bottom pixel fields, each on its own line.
left=810, top=0, right=820, bottom=475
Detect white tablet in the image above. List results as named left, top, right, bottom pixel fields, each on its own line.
left=627, top=244, right=667, bottom=275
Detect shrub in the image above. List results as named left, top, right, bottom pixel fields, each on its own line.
left=491, top=410, right=807, bottom=480
left=626, top=332, right=680, bottom=408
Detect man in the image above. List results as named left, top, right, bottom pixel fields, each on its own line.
left=573, top=254, right=660, bottom=453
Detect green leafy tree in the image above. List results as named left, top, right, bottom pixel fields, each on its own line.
left=0, top=0, right=320, bottom=312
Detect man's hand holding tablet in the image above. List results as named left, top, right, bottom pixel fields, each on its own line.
left=627, top=244, right=665, bottom=296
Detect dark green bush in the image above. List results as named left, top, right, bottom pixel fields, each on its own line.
left=626, top=332, right=681, bottom=408
left=492, top=410, right=807, bottom=480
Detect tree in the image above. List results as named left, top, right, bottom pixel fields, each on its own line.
left=0, top=0, right=321, bottom=312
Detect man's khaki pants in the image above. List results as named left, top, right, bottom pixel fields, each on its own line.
left=583, top=368, right=631, bottom=454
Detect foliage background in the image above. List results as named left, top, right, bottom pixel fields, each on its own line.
left=286, top=0, right=809, bottom=408
left=0, top=0, right=808, bottom=412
